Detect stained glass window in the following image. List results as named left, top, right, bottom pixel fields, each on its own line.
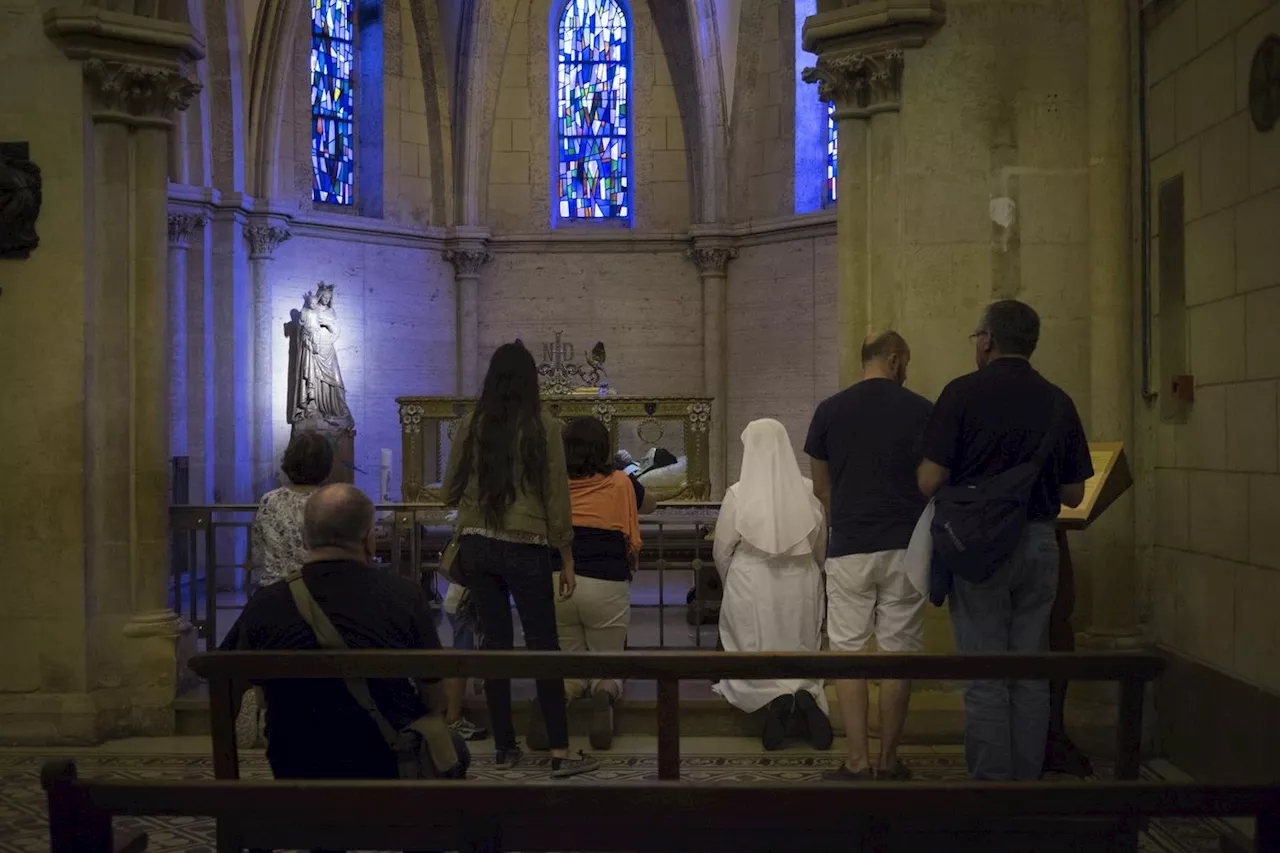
left=826, top=101, right=838, bottom=204
left=556, top=0, right=630, bottom=220
left=312, top=0, right=355, bottom=205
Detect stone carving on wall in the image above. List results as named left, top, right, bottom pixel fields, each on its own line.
left=287, top=282, right=355, bottom=434
left=686, top=246, right=737, bottom=275
left=442, top=248, right=494, bottom=277
left=802, top=49, right=905, bottom=118
left=0, top=142, right=42, bottom=259
left=166, top=212, right=206, bottom=249
left=83, top=59, right=202, bottom=119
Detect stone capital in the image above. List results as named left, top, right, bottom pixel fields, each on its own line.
left=245, top=224, right=291, bottom=260
left=83, top=59, right=202, bottom=124
left=443, top=248, right=494, bottom=278
left=686, top=246, right=737, bottom=276
left=803, top=49, right=905, bottom=119
left=166, top=212, right=206, bottom=249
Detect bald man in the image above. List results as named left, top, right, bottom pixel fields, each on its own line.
left=222, top=483, right=465, bottom=782
left=805, top=332, right=932, bottom=782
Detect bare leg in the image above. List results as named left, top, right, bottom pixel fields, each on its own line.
left=877, top=679, right=912, bottom=770
left=835, top=679, right=871, bottom=771
left=444, top=677, right=464, bottom=725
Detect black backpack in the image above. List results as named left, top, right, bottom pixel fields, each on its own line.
left=929, top=398, right=1062, bottom=602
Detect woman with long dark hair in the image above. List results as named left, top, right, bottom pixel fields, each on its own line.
left=443, top=342, right=598, bottom=777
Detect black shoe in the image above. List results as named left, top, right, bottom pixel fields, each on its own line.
left=794, top=690, right=833, bottom=751
left=761, top=695, right=793, bottom=751
left=527, top=699, right=550, bottom=751
left=494, top=745, right=524, bottom=770
left=822, top=763, right=875, bottom=782
left=588, top=690, right=615, bottom=751
left=1044, top=740, right=1094, bottom=778
left=550, top=750, right=600, bottom=778
left=878, top=760, right=913, bottom=781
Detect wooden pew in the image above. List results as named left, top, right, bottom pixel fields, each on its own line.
left=45, top=758, right=1280, bottom=853
left=189, top=649, right=1166, bottom=781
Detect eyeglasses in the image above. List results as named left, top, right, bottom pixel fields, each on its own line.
left=969, top=330, right=990, bottom=341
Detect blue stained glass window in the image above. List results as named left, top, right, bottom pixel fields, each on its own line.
left=556, top=0, right=630, bottom=220
left=826, top=101, right=837, bottom=203
left=312, top=0, right=355, bottom=205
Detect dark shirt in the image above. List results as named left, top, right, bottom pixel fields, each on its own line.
left=552, top=476, right=645, bottom=582
left=920, top=358, right=1094, bottom=521
left=220, top=559, right=441, bottom=779
left=804, top=378, right=934, bottom=557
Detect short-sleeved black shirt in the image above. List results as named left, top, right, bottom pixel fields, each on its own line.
left=804, top=378, right=934, bottom=557
left=220, top=559, right=440, bottom=779
left=920, top=358, right=1094, bottom=521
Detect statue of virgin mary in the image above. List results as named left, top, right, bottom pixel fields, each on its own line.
left=290, top=282, right=354, bottom=431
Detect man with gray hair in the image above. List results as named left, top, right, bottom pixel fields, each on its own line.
left=222, top=483, right=464, bottom=782
left=806, top=331, right=932, bottom=781
left=918, top=300, right=1092, bottom=782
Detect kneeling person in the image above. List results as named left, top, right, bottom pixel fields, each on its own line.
left=714, top=419, right=832, bottom=751
left=222, top=484, right=468, bottom=782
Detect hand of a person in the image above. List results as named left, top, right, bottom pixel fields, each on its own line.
left=559, top=563, right=577, bottom=600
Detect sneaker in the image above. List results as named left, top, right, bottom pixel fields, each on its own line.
left=794, top=690, right=834, bottom=751
left=550, top=750, right=600, bottom=778
left=822, top=763, right=875, bottom=782
left=761, top=695, right=793, bottom=751
left=526, top=699, right=550, bottom=751
left=878, top=760, right=913, bottom=781
left=588, top=690, right=615, bottom=751
left=494, top=745, right=524, bottom=770
left=448, top=717, right=489, bottom=742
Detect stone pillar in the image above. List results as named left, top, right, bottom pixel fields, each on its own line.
left=687, top=241, right=736, bottom=498
left=245, top=223, right=291, bottom=496
left=167, top=213, right=207, bottom=460
left=45, top=10, right=203, bottom=734
left=802, top=4, right=945, bottom=386
left=443, top=243, right=493, bottom=396
left=1081, top=0, right=1140, bottom=647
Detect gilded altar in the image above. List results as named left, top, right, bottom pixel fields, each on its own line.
left=395, top=395, right=714, bottom=503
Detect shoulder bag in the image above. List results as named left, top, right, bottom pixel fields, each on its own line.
left=286, top=573, right=463, bottom=779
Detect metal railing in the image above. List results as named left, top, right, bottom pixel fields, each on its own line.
left=169, top=503, right=720, bottom=652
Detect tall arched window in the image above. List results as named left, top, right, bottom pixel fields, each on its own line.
left=826, top=102, right=837, bottom=204
left=312, top=0, right=355, bottom=205
left=554, top=0, right=631, bottom=222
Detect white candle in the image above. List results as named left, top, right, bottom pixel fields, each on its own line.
left=380, top=448, right=392, bottom=501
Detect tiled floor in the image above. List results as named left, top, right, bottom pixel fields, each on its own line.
left=0, top=736, right=1231, bottom=853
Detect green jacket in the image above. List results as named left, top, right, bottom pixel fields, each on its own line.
left=442, top=410, right=573, bottom=550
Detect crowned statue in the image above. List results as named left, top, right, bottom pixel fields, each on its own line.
left=288, top=282, right=355, bottom=434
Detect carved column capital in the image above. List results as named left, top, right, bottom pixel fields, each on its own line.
left=83, top=59, right=202, bottom=125
left=686, top=246, right=737, bottom=276
left=803, top=49, right=905, bottom=119
left=245, top=224, right=291, bottom=260
left=167, top=212, right=207, bottom=249
left=443, top=248, right=494, bottom=278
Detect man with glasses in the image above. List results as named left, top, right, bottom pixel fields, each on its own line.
left=917, top=301, right=1093, bottom=781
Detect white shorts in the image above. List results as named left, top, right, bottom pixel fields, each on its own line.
left=825, top=549, right=926, bottom=653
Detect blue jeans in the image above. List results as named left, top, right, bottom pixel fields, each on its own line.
left=949, top=521, right=1059, bottom=781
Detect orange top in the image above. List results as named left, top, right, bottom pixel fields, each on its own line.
left=568, top=471, right=642, bottom=554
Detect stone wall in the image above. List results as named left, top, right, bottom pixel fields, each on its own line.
left=0, top=0, right=93, bottom=740
left=487, top=0, right=694, bottom=232
left=1143, top=0, right=1280, bottom=697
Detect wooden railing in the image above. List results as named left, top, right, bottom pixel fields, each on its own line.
left=44, top=759, right=1280, bottom=853
left=189, top=650, right=1167, bottom=781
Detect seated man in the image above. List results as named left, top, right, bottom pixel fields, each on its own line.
left=222, top=483, right=468, bottom=782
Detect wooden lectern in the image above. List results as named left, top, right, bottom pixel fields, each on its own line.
left=1047, top=442, right=1133, bottom=774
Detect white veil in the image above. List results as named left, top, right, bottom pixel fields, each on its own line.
left=732, top=418, right=819, bottom=556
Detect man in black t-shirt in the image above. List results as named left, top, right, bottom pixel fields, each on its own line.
left=805, top=331, right=932, bottom=782
left=918, top=301, right=1092, bottom=782
left=222, top=484, right=466, bottom=782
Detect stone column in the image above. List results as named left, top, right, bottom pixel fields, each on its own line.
left=443, top=245, right=493, bottom=396
left=167, top=213, right=207, bottom=460
left=245, top=223, right=292, bottom=496
left=688, top=241, right=736, bottom=498
left=802, top=5, right=944, bottom=386
left=1081, top=0, right=1140, bottom=647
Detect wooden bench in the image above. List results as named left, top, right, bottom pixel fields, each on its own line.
left=189, top=649, right=1167, bottom=780
left=44, top=758, right=1280, bottom=853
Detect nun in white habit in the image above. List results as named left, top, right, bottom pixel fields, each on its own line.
left=713, top=418, right=832, bottom=751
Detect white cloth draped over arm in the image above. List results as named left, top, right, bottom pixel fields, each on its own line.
left=807, top=495, right=827, bottom=565
left=712, top=487, right=741, bottom=582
